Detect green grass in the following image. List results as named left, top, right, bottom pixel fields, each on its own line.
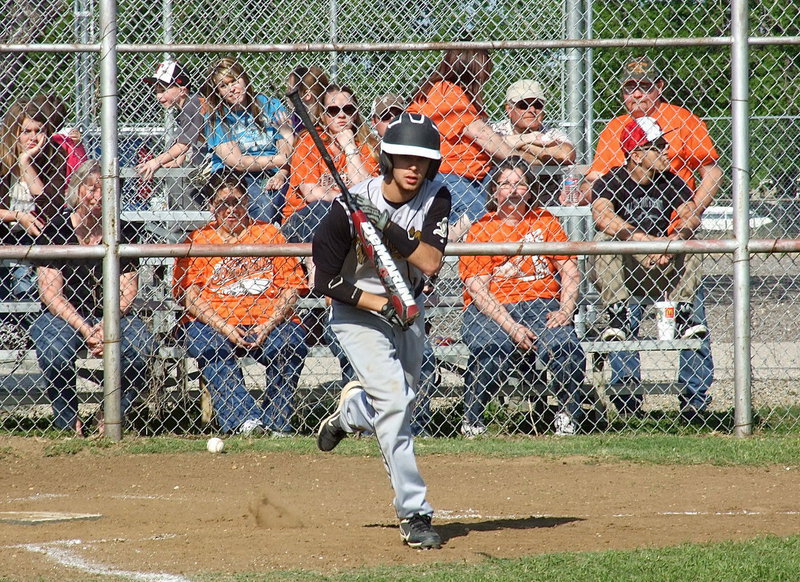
left=24, top=432, right=800, bottom=467
left=196, top=535, right=800, bottom=581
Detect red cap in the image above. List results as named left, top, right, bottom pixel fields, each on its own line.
left=620, top=116, right=665, bottom=153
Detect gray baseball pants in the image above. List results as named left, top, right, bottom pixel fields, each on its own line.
left=330, top=300, right=434, bottom=519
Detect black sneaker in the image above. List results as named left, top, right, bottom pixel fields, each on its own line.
left=675, top=303, right=708, bottom=339
left=400, top=513, right=442, bottom=549
left=601, top=301, right=629, bottom=341
left=316, top=381, right=363, bottom=452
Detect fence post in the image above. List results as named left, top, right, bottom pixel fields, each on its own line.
left=731, top=0, right=753, bottom=437
left=99, top=0, right=123, bottom=441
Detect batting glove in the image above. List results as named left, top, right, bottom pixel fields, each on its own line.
left=380, top=301, right=414, bottom=330
left=355, top=193, right=391, bottom=230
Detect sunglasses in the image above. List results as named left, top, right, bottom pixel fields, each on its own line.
left=622, top=82, right=658, bottom=95
left=379, top=108, right=404, bottom=122
left=514, top=99, right=545, bottom=111
left=213, top=196, right=247, bottom=211
left=324, top=104, right=357, bottom=117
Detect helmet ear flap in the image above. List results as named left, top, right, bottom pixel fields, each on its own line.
left=426, top=159, right=440, bottom=181
left=379, top=151, right=393, bottom=176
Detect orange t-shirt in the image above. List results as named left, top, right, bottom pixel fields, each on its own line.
left=173, top=221, right=304, bottom=326
left=407, top=81, right=491, bottom=180
left=285, top=130, right=379, bottom=222
left=590, top=102, right=719, bottom=192
left=459, top=209, right=573, bottom=306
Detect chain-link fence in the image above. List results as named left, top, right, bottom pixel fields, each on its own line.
left=1, top=0, right=799, bottom=439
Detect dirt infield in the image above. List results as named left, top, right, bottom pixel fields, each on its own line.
left=1, top=436, right=799, bottom=581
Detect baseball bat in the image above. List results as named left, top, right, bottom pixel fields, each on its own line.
left=286, top=89, right=419, bottom=326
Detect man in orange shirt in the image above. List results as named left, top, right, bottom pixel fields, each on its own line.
left=459, top=157, right=585, bottom=437
left=585, top=56, right=722, bottom=420
left=174, top=174, right=308, bottom=436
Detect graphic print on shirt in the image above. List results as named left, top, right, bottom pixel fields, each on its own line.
left=208, top=256, right=276, bottom=296
left=492, top=229, right=551, bottom=282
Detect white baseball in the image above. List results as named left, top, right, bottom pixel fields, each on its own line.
left=207, top=437, right=225, bottom=454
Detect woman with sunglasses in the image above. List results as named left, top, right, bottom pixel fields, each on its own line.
left=408, top=46, right=518, bottom=241
left=202, top=57, right=292, bottom=225
left=283, top=84, right=378, bottom=244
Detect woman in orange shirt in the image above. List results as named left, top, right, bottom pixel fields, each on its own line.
left=408, top=47, right=516, bottom=240
left=283, top=84, right=378, bottom=243
left=459, top=157, right=585, bottom=437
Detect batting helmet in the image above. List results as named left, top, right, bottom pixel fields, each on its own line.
left=380, top=113, right=442, bottom=180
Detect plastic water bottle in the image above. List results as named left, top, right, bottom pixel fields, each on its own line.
left=562, top=167, right=582, bottom=206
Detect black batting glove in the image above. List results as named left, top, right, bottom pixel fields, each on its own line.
left=355, top=192, right=391, bottom=230
left=380, top=301, right=413, bottom=330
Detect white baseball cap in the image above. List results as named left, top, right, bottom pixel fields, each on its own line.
left=505, top=79, right=546, bottom=104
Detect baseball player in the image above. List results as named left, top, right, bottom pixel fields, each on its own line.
left=312, top=113, right=450, bottom=550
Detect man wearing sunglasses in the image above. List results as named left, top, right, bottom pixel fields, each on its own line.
left=491, top=79, right=576, bottom=168
left=584, top=55, right=720, bottom=422
left=590, top=115, right=711, bottom=421
left=370, top=93, right=407, bottom=140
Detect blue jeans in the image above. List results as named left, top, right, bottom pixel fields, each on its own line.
left=244, top=173, right=286, bottom=226
left=411, top=338, right=436, bottom=436
left=438, top=173, right=490, bottom=225
left=181, top=320, right=308, bottom=434
left=461, top=299, right=586, bottom=426
left=281, top=200, right=333, bottom=243
left=609, top=284, right=714, bottom=411
left=30, top=312, right=155, bottom=430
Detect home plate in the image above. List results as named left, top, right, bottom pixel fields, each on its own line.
left=0, top=511, right=102, bottom=525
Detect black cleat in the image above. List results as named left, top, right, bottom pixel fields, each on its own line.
left=601, top=301, right=629, bottom=341
left=400, top=513, right=442, bottom=549
left=675, top=303, right=708, bottom=339
left=316, top=381, right=363, bottom=452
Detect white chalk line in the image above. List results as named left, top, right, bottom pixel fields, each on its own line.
left=7, top=535, right=190, bottom=582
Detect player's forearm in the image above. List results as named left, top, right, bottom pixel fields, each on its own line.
left=155, top=142, right=190, bottom=168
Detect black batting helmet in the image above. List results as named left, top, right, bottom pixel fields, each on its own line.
left=380, top=113, right=442, bottom=180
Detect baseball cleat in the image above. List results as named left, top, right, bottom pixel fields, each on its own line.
left=316, top=381, right=363, bottom=452
left=400, top=513, right=442, bottom=549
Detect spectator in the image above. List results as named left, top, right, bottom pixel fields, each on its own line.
left=286, top=65, right=330, bottom=139
left=202, top=57, right=292, bottom=225
left=369, top=93, right=406, bottom=141
left=32, top=94, right=88, bottom=187
left=283, top=84, right=379, bottom=244
left=30, top=160, right=154, bottom=436
left=591, top=117, right=708, bottom=417
left=459, top=157, right=585, bottom=437
left=490, top=79, right=576, bottom=204
left=585, top=55, right=722, bottom=419
left=491, top=79, right=575, bottom=166
left=136, top=60, right=205, bottom=186
left=0, top=97, right=68, bottom=303
left=173, top=173, right=308, bottom=436
left=408, top=46, right=519, bottom=240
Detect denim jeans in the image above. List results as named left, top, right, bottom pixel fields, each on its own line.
left=281, top=200, right=333, bottom=243
left=244, top=173, right=286, bottom=226
left=438, top=173, right=490, bottom=226
left=461, top=298, right=586, bottom=426
left=181, top=320, right=308, bottom=433
left=411, top=338, right=436, bottom=436
left=609, top=283, right=713, bottom=411
left=30, top=312, right=155, bottom=430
